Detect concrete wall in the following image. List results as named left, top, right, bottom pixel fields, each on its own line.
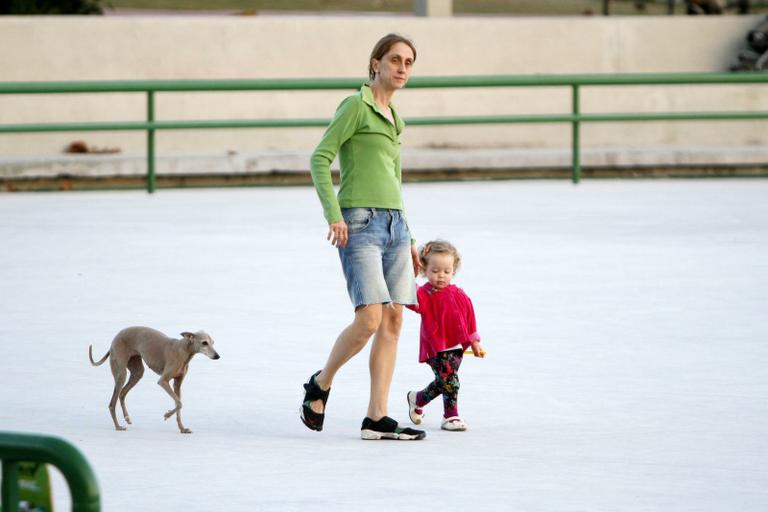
left=0, top=15, right=764, bottom=158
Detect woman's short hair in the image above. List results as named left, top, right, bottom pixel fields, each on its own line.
left=369, top=33, right=417, bottom=81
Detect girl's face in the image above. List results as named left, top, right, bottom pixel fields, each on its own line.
left=425, top=253, right=455, bottom=290
left=372, top=42, right=415, bottom=91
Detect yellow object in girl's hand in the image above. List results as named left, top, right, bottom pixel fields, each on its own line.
left=464, top=348, right=487, bottom=357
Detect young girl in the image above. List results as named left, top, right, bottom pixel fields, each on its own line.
left=406, top=240, right=484, bottom=431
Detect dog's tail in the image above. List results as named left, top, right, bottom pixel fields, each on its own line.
left=88, top=345, right=110, bottom=366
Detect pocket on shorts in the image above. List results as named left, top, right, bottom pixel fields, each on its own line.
left=342, top=208, right=373, bottom=234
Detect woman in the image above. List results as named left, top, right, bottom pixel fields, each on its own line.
left=301, top=33, right=425, bottom=440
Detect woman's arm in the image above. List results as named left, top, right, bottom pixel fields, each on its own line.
left=395, top=152, right=420, bottom=275
left=410, top=244, right=420, bottom=277
left=310, top=95, right=363, bottom=225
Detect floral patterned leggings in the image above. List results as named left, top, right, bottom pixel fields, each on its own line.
left=416, top=348, right=464, bottom=418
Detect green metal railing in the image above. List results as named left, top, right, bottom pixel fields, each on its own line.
left=1, top=72, right=767, bottom=190
left=0, top=432, right=100, bottom=512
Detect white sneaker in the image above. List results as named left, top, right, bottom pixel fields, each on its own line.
left=441, top=416, right=467, bottom=431
left=406, top=391, right=424, bottom=425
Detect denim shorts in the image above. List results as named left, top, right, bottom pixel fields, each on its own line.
left=338, top=207, right=417, bottom=309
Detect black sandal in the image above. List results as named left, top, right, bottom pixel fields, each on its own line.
left=301, top=371, right=331, bottom=431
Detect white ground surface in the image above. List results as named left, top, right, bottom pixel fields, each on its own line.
left=1, top=179, right=767, bottom=511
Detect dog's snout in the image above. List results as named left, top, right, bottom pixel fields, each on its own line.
left=213, top=352, right=220, bottom=360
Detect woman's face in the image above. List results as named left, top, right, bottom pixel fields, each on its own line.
left=372, top=42, right=415, bottom=90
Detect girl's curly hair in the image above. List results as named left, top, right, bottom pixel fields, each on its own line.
left=418, top=239, right=461, bottom=276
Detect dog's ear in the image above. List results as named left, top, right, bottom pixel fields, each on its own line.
left=181, top=332, right=194, bottom=340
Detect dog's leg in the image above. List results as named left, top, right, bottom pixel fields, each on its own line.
left=158, top=375, right=185, bottom=429
left=109, top=368, right=128, bottom=431
left=118, top=356, right=144, bottom=425
left=172, top=376, right=191, bottom=434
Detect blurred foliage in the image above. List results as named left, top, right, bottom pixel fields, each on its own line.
left=2, top=0, right=766, bottom=15
left=100, top=0, right=768, bottom=15
left=0, top=0, right=103, bottom=14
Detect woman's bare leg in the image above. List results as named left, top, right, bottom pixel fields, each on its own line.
left=367, top=304, right=403, bottom=420
left=309, top=304, right=383, bottom=414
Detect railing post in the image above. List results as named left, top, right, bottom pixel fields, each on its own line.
left=147, top=90, right=156, bottom=193
left=571, top=84, right=581, bottom=184
left=0, top=432, right=100, bottom=512
left=1, top=460, right=21, bottom=512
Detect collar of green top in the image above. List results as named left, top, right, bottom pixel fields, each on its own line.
left=360, top=84, right=404, bottom=134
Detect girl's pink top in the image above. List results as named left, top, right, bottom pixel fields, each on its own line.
left=406, top=283, right=480, bottom=363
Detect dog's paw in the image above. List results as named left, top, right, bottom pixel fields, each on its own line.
left=115, top=425, right=127, bottom=431
left=180, top=428, right=192, bottom=434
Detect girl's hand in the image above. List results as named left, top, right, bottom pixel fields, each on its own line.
left=410, top=244, right=420, bottom=277
left=327, top=220, right=348, bottom=248
left=470, top=341, right=486, bottom=358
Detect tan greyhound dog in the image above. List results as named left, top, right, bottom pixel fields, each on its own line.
left=89, top=326, right=220, bottom=433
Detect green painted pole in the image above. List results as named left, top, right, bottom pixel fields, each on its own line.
left=1, top=460, right=21, bottom=512
left=2, top=73, right=768, bottom=189
left=0, top=432, right=100, bottom=512
left=572, top=84, right=581, bottom=184
left=2, top=110, right=768, bottom=134
left=147, top=90, right=156, bottom=194
left=4, top=72, right=768, bottom=95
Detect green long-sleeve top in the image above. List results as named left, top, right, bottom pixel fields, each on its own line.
left=310, top=84, right=406, bottom=225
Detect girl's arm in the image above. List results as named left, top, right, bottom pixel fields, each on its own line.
left=459, top=289, right=479, bottom=339
left=405, top=285, right=424, bottom=313
left=464, top=291, right=484, bottom=356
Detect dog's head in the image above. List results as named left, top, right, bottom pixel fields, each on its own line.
left=181, top=331, right=220, bottom=360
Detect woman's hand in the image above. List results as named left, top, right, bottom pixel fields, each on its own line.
left=410, top=244, right=420, bottom=277
left=327, top=220, right=348, bottom=248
